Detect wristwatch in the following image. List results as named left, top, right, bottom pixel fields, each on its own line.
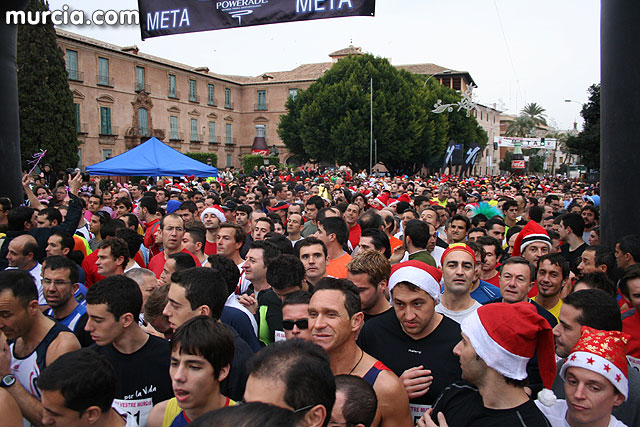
left=0, top=374, right=16, bottom=388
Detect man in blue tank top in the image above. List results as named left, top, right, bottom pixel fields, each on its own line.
left=0, top=269, right=80, bottom=426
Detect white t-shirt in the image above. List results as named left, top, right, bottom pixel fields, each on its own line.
left=534, top=399, right=626, bottom=427
left=6, top=263, right=46, bottom=305
left=225, top=293, right=258, bottom=335
left=435, top=300, right=482, bottom=324
left=431, top=246, right=445, bottom=267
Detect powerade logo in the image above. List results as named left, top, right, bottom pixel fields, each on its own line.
left=216, top=0, right=269, bottom=25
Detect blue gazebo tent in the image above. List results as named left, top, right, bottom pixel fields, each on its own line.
left=86, top=137, right=218, bottom=177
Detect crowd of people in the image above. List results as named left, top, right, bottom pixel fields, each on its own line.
left=0, top=163, right=638, bottom=427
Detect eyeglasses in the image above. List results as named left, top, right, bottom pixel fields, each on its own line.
left=163, top=226, right=184, bottom=233
left=42, top=279, right=73, bottom=286
left=282, top=319, right=309, bottom=330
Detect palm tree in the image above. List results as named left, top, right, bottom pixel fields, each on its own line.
left=505, top=115, right=535, bottom=137
left=521, top=102, right=547, bottom=127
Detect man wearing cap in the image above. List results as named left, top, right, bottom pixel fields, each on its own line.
left=267, top=201, right=289, bottom=226
left=536, top=327, right=628, bottom=427
left=513, top=220, right=552, bottom=272
left=201, top=206, right=226, bottom=255
left=219, top=200, right=237, bottom=223
left=551, top=289, right=640, bottom=426
left=436, top=243, right=482, bottom=324
left=418, top=302, right=555, bottom=427
left=359, top=260, right=461, bottom=422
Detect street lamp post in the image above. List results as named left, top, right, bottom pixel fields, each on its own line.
left=423, top=70, right=451, bottom=88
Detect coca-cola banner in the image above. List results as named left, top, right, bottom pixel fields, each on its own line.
left=138, top=0, right=376, bottom=39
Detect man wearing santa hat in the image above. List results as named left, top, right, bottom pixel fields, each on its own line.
left=359, top=260, right=461, bottom=422
left=201, top=205, right=226, bottom=255
left=536, top=327, right=629, bottom=427
left=514, top=220, right=552, bottom=269
left=418, top=302, right=555, bottom=426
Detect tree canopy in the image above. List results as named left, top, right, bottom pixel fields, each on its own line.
left=565, top=84, right=600, bottom=170
left=18, top=0, right=79, bottom=171
left=505, top=102, right=548, bottom=137
left=522, top=102, right=547, bottom=127
left=278, top=54, right=487, bottom=174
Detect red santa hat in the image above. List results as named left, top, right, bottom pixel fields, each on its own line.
left=201, top=205, right=226, bottom=223
left=396, top=193, right=411, bottom=204
left=461, top=302, right=556, bottom=390
left=389, top=260, right=442, bottom=303
left=371, top=192, right=389, bottom=210
left=560, top=326, right=630, bottom=399
left=512, top=220, right=551, bottom=257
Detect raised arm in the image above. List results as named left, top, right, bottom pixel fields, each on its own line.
left=55, top=173, right=84, bottom=235
left=22, top=174, right=44, bottom=211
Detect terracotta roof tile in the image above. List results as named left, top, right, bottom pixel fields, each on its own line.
left=329, top=45, right=363, bottom=57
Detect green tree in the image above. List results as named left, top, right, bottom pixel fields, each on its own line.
left=17, top=0, right=79, bottom=171
left=499, top=150, right=513, bottom=171
left=523, top=148, right=545, bottom=173
left=505, top=115, right=535, bottom=137
left=278, top=54, right=486, bottom=174
left=522, top=102, right=547, bottom=127
left=565, top=84, right=600, bottom=170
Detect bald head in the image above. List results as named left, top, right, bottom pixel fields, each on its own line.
left=7, top=234, right=38, bottom=270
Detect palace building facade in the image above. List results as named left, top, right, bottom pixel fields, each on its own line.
left=57, top=29, right=499, bottom=172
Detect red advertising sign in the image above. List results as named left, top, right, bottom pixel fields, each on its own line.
left=511, top=160, right=525, bottom=169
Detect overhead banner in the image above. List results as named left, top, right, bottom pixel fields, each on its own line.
left=138, top=0, right=376, bottom=39
left=494, top=136, right=557, bottom=149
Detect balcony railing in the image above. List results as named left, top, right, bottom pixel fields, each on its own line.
left=189, top=94, right=200, bottom=103
left=97, top=75, right=114, bottom=87
left=67, top=70, right=84, bottom=82
left=208, top=98, right=217, bottom=107
left=225, top=137, right=237, bottom=145
left=99, top=126, right=118, bottom=136
left=208, top=136, right=220, bottom=144
left=168, top=90, right=180, bottom=99
left=190, top=133, right=204, bottom=143
left=135, top=83, right=151, bottom=93
left=224, top=101, right=234, bottom=109
left=255, top=103, right=268, bottom=111
left=169, top=132, right=184, bottom=141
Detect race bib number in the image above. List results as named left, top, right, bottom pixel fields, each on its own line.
left=628, top=355, right=640, bottom=373
left=410, top=403, right=432, bottom=424
left=275, top=330, right=286, bottom=342
left=113, top=398, right=153, bottom=427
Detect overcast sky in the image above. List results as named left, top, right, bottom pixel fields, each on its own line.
left=47, top=0, right=600, bottom=130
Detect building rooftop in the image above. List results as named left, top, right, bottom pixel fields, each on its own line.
left=56, top=30, right=474, bottom=86
left=329, top=45, right=363, bottom=59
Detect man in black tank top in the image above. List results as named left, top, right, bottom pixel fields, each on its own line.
left=0, top=270, right=80, bottom=426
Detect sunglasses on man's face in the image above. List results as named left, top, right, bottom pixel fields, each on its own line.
left=282, top=319, right=309, bottom=330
